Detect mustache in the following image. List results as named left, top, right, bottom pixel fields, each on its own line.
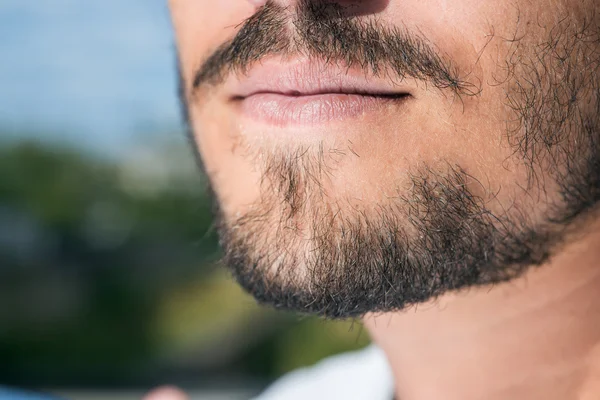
left=191, top=0, right=475, bottom=96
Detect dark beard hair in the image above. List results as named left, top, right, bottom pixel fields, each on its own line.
left=216, top=164, right=551, bottom=318
left=183, top=2, right=600, bottom=318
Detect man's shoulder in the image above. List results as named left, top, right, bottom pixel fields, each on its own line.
left=254, top=345, right=393, bottom=400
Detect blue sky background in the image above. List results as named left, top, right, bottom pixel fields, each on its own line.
left=0, top=0, right=182, bottom=158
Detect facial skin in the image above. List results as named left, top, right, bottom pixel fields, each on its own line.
left=170, top=0, right=600, bottom=318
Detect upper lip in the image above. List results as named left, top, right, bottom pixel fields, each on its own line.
left=225, top=58, right=412, bottom=100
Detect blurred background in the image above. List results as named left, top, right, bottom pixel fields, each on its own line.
left=0, top=1, right=369, bottom=399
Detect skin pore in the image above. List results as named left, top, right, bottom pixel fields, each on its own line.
left=169, top=0, right=600, bottom=398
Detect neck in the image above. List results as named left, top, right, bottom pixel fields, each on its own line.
left=364, top=222, right=600, bottom=400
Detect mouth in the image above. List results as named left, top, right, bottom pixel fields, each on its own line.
left=225, top=59, right=413, bottom=126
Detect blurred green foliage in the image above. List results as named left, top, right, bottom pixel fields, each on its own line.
left=0, top=140, right=369, bottom=389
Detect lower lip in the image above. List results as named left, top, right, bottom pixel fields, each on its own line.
left=235, top=92, right=409, bottom=126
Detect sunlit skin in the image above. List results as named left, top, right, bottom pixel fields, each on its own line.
left=167, top=0, right=600, bottom=399
left=174, top=0, right=528, bottom=225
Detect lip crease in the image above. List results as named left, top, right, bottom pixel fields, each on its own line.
left=225, top=59, right=412, bottom=126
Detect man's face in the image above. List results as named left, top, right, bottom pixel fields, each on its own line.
left=170, top=0, right=600, bottom=318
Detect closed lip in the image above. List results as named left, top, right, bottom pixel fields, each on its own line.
left=224, top=58, right=413, bottom=126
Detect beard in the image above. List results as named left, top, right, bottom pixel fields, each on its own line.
left=190, top=1, right=600, bottom=318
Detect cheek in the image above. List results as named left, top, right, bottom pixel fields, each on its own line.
left=170, top=0, right=255, bottom=88
left=192, top=102, right=264, bottom=217
left=170, top=0, right=264, bottom=216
